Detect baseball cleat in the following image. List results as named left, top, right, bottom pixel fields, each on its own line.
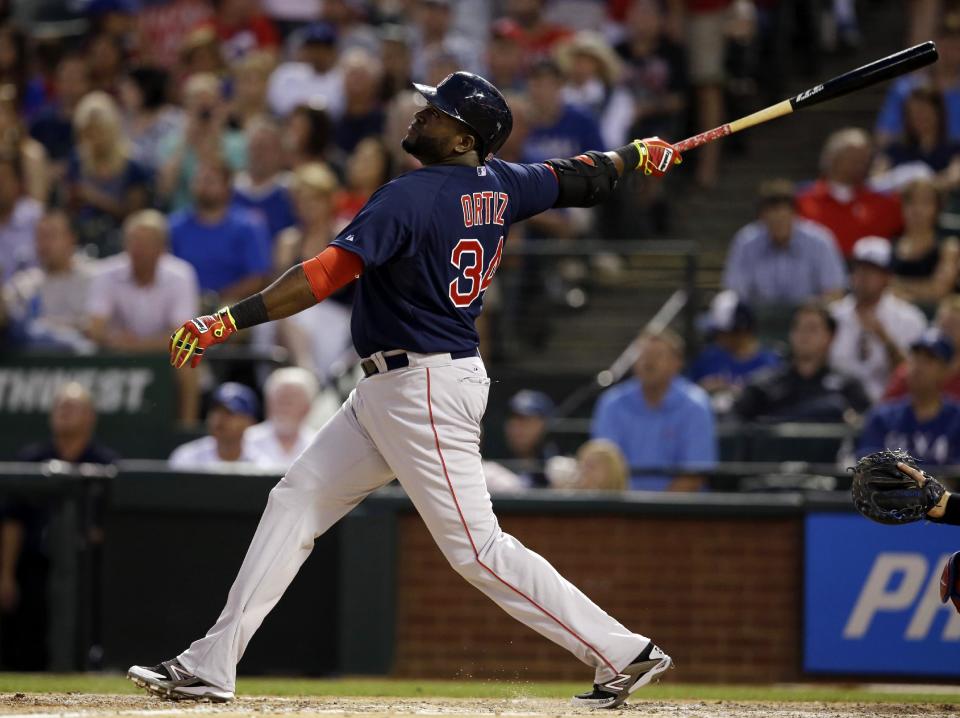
left=127, top=658, right=234, bottom=702
left=571, top=642, right=672, bottom=709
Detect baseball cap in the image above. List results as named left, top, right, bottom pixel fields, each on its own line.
left=700, top=290, right=755, bottom=334
left=851, top=236, right=893, bottom=270
left=509, top=390, right=555, bottom=418
left=911, top=328, right=955, bottom=363
left=298, top=22, right=338, bottom=46
left=211, top=382, right=260, bottom=418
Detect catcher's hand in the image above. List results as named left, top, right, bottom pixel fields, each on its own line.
left=850, top=449, right=946, bottom=525
left=633, top=137, right=682, bottom=178
left=169, top=308, right=237, bottom=369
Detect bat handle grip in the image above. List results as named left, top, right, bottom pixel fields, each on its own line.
left=673, top=125, right=732, bottom=154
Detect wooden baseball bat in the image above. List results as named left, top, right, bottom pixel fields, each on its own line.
left=674, top=41, right=940, bottom=153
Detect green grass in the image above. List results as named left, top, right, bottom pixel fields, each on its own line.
left=0, top=674, right=957, bottom=705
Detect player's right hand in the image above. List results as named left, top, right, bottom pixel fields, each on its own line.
left=169, top=308, right=237, bottom=369
left=634, top=137, right=682, bottom=178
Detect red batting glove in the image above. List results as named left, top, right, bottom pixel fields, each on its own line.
left=169, top=307, right=237, bottom=369
left=634, top=137, right=682, bottom=178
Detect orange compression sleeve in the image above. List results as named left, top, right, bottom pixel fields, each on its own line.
left=302, top=246, right=364, bottom=302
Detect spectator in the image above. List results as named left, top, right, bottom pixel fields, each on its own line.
left=684, top=0, right=736, bottom=188
left=0, top=89, right=49, bottom=203
left=521, top=59, right=604, bottom=163
left=86, top=210, right=201, bottom=424
left=233, top=118, right=296, bottom=243
left=321, top=0, right=380, bottom=55
left=875, top=85, right=960, bottom=183
left=689, top=291, right=781, bottom=410
left=29, top=54, right=90, bottom=180
left=859, top=329, right=960, bottom=465
left=177, top=25, right=227, bottom=78
left=735, top=302, right=870, bottom=422
left=169, top=383, right=259, bottom=469
left=891, top=178, right=960, bottom=304
left=501, top=0, right=573, bottom=56
left=0, top=23, right=43, bottom=118
left=378, top=24, right=415, bottom=101
left=0, top=152, right=42, bottom=282
left=885, top=294, right=960, bottom=401
left=246, top=367, right=318, bottom=471
left=829, top=236, right=928, bottom=402
left=119, top=66, right=184, bottom=173
left=0, top=382, right=118, bottom=671
left=334, top=137, right=392, bottom=229
left=796, top=128, right=903, bottom=257
left=86, top=210, right=200, bottom=352
left=484, top=19, right=527, bottom=93
left=333, top=49, right=385, bottom=155
left=503, top=390, right=558, bottom=488
left=86, top=32, right=125, bottom=96
left=876, top=17, right=960, bottom=146
left=228, top=50, right=276, bottom=132
left=267, top=23, right=343, bottom=118
left=723, top=179, right=847, bottom=304
left=555, top=31, right=633, bottom=148
left=614, top=0, right=687, bottom=142
left=591, top=329, right=716, bottom=491
left=158, top=73, right=247, bottom=211
left=68, top=92, right=152, bottom=257
left=283, top=103, right=334, bottom=169
left=571, top=439, right=628, bottom=491
left=410, top=0, right=482, bottom=81
left=271, top=163, right=355, bottom=382
left=202, top=0, right=279, bottom=63
left=2, top=211, right=94, bottom=352
left=169, top=157, right=271, bottom=303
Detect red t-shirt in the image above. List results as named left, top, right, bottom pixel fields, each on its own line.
left=795, top=179, right=903, bottom=257
left=206, top=15, right=279, bottom=62
left=883, top=362, right=960, bottom=401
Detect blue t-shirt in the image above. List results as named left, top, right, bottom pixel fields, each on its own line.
left=590, top=377, right=717, bottom=491
left=169, top=206, right=271, bottom=293
left=688, top=345, right=782, bottom=387
left=330, top=159, right=559, bottom=357
left=232, top=182, right=296, bottom=241
left=521, top=104, right=605, bottom=162
left=858, top=398, right=960, bottom=466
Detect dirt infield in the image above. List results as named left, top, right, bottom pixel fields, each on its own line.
left=0, top=694, right=957, bottom=718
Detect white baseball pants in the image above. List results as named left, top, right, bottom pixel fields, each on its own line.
left=178, top=353, right=648, bottom=691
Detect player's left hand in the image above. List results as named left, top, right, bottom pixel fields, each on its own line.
left=634, top=137, right=682, bottom=178
left=169, top=308, right=237, bottom=369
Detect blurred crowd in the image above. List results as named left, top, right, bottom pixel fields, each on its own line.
left=2, top=0, right=960, bottom=493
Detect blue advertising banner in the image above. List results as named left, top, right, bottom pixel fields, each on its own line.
left=805, top=513, right=960, bottom=676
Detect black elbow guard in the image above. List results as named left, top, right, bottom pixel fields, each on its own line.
left=544, top=151, right=619, bottom=208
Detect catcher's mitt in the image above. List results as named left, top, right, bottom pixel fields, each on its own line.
left=850, top=449, right=946, bottom=525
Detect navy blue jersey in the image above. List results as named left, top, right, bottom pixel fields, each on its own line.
left=331, top=159, right=559, bottom=357
left=857, top=398, right=960, bottom=465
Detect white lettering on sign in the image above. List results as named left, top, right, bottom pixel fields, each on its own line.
left=0, top=368, right=155, bottom=413
left=844, top=552, right=960, bottom=641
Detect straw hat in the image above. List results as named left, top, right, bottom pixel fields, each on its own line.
left=554, top=31, right=623, bottom=85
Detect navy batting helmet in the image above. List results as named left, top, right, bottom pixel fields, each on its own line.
left=413, top=72, right=513, bottom=161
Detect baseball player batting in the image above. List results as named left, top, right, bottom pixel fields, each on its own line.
left=127, top=72, right=681, bottom=709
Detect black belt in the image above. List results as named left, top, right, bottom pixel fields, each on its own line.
left=360, top=349, right=478, bottom=377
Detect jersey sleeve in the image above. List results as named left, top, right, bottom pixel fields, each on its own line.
left=330, top=181, right=420, bottom=268
left=488, top=159, right=559, bottom=223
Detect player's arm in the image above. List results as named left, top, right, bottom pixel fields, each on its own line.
left=544, top=138, right=681, bottom=209
left=898, top=462, right=960, bottom=526
left=169, top=247, right=363, bottom=369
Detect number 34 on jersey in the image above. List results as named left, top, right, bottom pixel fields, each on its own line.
left=448, top=191, right=508, bottom=308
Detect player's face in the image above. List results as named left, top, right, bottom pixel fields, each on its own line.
left=401, top=104, right=471, bottom=164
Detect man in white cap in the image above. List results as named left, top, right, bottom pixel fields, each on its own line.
left=829, top=236, right=927, bottom=402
